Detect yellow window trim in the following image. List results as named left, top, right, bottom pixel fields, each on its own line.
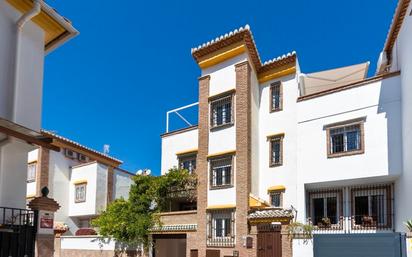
left=206, top=204, right=236, bottom=210
left=198, top=44, right=247, bottom=69
left=207, top=150, right=236, bottom=159
left=176, top=149, right=198, bottom=156
left=258, top=66, right=296, bottom=83
left=266, top=133, right=285, bottom=139
left=267, top=185, right=286, bottom=193
left=73, top=179, right=88, bottom=185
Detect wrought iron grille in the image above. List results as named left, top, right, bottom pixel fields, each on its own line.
left=210, top=95, right=233, bottom=128
left=207, top=209, right=235, bottom=247
left=306, top=183, right=394, bottom=233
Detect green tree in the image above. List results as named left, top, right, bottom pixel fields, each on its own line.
left=92, top=168, right=196, bottom=249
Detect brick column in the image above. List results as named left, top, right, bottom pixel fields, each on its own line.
left=29, top=187, right=61, bottom=257
left=36, top=147, right=50, bottom=197
left=107, top=166, right=114, bottom=204
left=235, top=61, right=252, bottom=256
left=196, top=75, right=210, bottom=257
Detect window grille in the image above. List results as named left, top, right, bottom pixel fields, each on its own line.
left=179, top=154, right=197, bottom=173
left=27, top=162, right=37, bottom=182
left=329, top=124, right=362, bottom=155
left=207, top=209, right=235, bottom=247
left=210, top=156, right=233, bottom=188
left=75, top=183, right=87, bottom=203
left=270, top=192, right=282, bottom=208
left=210, top=95, right=233, bottom=128
left=270, top=82, right=282, bottom=112
left=306, top=184, right=394, bottom=233
left=269, top=135, right=283, bottom=166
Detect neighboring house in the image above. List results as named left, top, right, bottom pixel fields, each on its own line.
left=0, top=0, right=77, bottom=256
left=157, top=1, right=412, bottom=257
left=26, top=130, right=134, bottom=235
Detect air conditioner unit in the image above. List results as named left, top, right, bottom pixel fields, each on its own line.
left=78, top=154, right=88, bottom=162
left=65, top=149, right=77, bottom=159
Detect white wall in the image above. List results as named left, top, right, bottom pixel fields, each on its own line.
left=60, top=236, right=138, bottom=251
left=295, top=75, right=402, bottom=222
left=0, top=1, right=44, bottom=131
left=0, top=139, right=33, bottom=209
left=95, top=163, right=108, bottom=213
left=391, top=3, right=412, bottom=232
left=293, top=239, right=314, bottom=257
left=257, top=74, right=299, bottom=208
left=69, top=162, right=101, bottom=217
left=161, top=128, right=198, bottom=175
left=113, top=169, right=133, bottom=200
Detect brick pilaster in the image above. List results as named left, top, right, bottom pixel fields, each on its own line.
left=107, top=167, right=114, bottom=204
left=235, top=61, right=252, bottom=256
left=36, top=147, right=50, bottom=197
left=196, top=75, right=210, bottom=257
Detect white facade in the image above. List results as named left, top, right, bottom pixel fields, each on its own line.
left=26, top=146, right=134, bottom=235
left=388, top=1, right=412, bottom=233
left=161, top=9, right=412, bottom=252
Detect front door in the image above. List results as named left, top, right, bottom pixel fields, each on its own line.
left=257, top=225, right=282, bottom=257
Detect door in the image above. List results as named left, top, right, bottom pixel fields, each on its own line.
left=257, top=231, right=282, bottom=257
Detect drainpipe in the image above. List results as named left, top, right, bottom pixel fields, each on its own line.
left=11, top=0, right=42, bottom=121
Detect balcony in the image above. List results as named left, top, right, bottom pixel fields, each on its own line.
left=306, top=183, right=394, bottom=233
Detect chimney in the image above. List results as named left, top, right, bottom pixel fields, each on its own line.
left=103, top=144, right=110, bottom=155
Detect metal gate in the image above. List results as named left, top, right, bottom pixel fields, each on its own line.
left=0, top=207, right=37, bottom=257
left=314, top=233, right=406, bottom=257
left=257, top=224, right=282, bottom=257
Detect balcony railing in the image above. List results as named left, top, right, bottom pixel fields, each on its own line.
left=206, top=237, right=236, bottom=248
left=0, top=206, right=37, bottom=228
left=306, top=183, right=394, bottom=233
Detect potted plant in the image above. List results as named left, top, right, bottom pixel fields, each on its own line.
left=362, top=216, right=375, bottom=227
left=319, top=217, right=331, bottom=228
left=54, top=223, right=69, bottom=237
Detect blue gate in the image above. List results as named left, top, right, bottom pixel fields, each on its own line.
left=314, top=233, right=406, bottom=257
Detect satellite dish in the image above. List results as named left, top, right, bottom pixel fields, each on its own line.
left=145, top=169, right=151, bottom=175
left=136, top=169, right=143, bottom=175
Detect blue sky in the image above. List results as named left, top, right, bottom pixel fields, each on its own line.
left=42, top=0, right=397, bottom=175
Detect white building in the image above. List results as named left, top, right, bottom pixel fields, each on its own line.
left=0, top=0, right=77, bottom=211
left=26, top=131, right=134, bottom=235
left=157, top=1, right=412, bottom=257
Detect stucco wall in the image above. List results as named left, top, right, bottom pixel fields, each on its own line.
left=69, top=162, right=99, bottom=217
left=113, top=169, right=133, bottom=200
left=0, top=1, right=44, bottom=131
left=295, top=75, right=402, bottom=222
left=161, top=128, right=198, bottom=175
left=391, top=3, right=412, bottom=233
left=257, top=74, right=299, bottom=208
left=0, top=140, right=33, bottom=209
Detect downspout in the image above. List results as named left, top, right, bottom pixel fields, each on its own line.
left=11, top=0, right=42, bottom=121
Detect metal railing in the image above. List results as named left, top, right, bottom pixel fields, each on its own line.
left=306, top=183, right=394, bottom=233
left=166, top=102, right=198, bottom=133
left=0, top=206, right=36, bottom=228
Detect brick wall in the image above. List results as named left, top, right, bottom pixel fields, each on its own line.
left=36, top=147, right=50, bottom=196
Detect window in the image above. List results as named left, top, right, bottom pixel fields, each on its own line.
left=178, top=154, right=197, bottom=173
left=269, top=134, right=283, bottom=167
left=326, top=120, right=364, bottom=157
left=27, top=162, right=37, bottom=182
left=75, top=183, right=87, bottom=203
left=270, top=192, right=282, bottom=208
left=210, top=95, right=233, bottom=128
left=352, top=186, right=391, bottom=228
left=207, top=210, right=235, bottom=247
left=308, top=190, right=342, bottom=228
left=210, top=156, right=233, bottom=189
left=270, top=82, right=282, bottom=112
